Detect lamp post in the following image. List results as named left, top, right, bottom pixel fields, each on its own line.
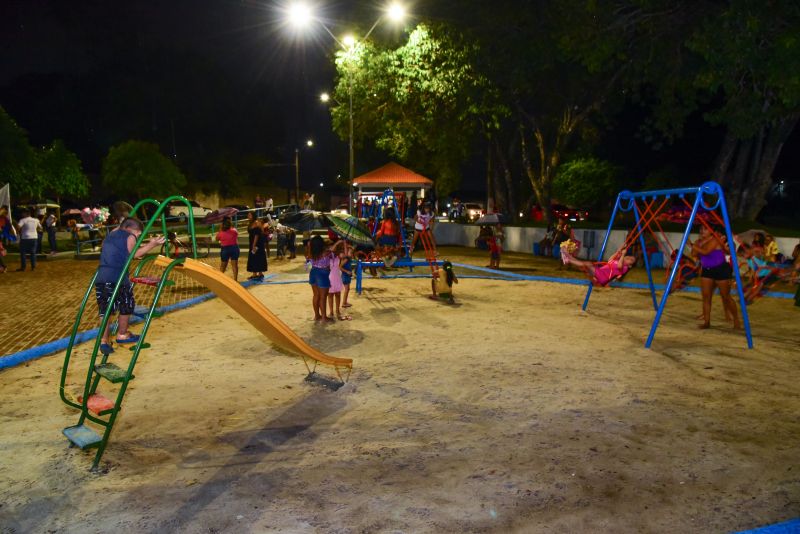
left=295, top=139, right=314, bottom=204
left=290, top=2, right=406, bottom=210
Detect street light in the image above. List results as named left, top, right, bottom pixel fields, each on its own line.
left=289, top=3, right=406, bottom=209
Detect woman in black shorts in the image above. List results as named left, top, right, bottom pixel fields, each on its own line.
left=691, top=225, right=741, bottom=330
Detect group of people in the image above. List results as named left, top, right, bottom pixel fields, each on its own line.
left=537, top=218, right=574, bottom=258
left=306, top=236, right=354, bottom=321
left=215, top=211, right=298, bottom=282
left=0, top=206, right=60, bottom=273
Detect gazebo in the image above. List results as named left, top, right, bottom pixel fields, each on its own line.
left=352, top=162, right=433, bottom=197
left=352, top=162, right=434, bottom=218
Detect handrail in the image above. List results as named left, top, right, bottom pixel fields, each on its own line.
left=78, top=197, right=197, bottom=413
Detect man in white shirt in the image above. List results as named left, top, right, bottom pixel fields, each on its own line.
left=16, top=209, right=42, bottom=271
left=265, top=196, right=273, bottom=214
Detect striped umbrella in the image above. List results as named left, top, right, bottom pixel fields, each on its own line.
left=323, top=212, right=374, bottom=246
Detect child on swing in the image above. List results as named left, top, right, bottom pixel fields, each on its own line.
left=561, top=244, right=636, bottom=286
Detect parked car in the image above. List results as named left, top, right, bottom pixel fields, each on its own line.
left=272, top=203, right=301, bottom=218
left=463, top=203, right=485, bottom=222
left=167, top=200, right=212, bottom=222
left=551, top=204, right=588, bottom=222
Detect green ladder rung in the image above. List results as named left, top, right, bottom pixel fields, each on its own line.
left=95, top=362, right=134, bottom=383
left=133, top=305, right=163, bottom=318
left=63, top=424, right=103, bottom=449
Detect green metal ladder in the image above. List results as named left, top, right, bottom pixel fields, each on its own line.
left=59, top=196, right=202, bottom=470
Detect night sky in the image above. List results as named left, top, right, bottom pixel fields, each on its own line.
left=0, top=0, right=405, bottom=194
left=2, top=1, right=798, bottom=203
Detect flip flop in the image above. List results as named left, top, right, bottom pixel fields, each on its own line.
left=337, top=315, right=352, bottom=321
left=116, top=333, right=140, bottom=344
left=99, top=343, right=115, bottom=354
left=342, top=303, right=352, bottom=308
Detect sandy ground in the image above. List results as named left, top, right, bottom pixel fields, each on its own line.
left=1, top=252, right=799, bottom=533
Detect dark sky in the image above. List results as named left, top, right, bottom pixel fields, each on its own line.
left=2, top=1, right=797, bottom=203
left=0, top=0, right=403, bottom=193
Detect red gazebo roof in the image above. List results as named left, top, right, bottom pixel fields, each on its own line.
left=353, top=162, right=433, bottom=188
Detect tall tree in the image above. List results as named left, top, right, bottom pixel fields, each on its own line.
left=0, top=106, right=40, bottom=198
left=36, top=140, right=90, bottom=199
left=329, top=24, right=506, bottom=198
left=691, top=0, right=800, bottom=219
left=102, top=140, right=186, bottom=199
left=564, top=0, right=800, bottom=220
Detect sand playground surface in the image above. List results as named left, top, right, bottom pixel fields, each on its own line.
left=1, top=248, right=799, bottom=533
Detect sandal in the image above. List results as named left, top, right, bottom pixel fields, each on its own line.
left=99, top=343, right=115, bottom=354
left=337, top=315, right=352, bottom=321
left=342, top=303, right=352, bottom=308
left=116, top=333, right=140, bottom=344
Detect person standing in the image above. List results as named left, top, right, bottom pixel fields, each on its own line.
left=16, top=209, right=42, bottom=271
left=45, top=211, right=58, bottom=254
left=265, top=195, right=274, bottom=215
left=35, top=211, right=44, bottom=255
left=246, top=212, right=267, bottom=280
left=216, top=217, right=240, bottom=281
left=254, top=194, right=265, bottom=217
left=691, top=225, right=741, bottom=330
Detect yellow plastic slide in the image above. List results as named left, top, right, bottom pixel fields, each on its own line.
left=154, top=256, right=353, bottom=374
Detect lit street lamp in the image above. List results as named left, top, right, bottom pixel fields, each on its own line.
left=288, top=3, right=406, bottom=210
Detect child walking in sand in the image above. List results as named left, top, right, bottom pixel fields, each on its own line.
left=430, top=261, right=458, bottom=304
left=307, top=236, right=337, bottom=322
left=327, top=241, right=350, bottom=320
left=95, top=217, right=165, bottom=354
left=561, top=245, right=636, bottom=287
left=216, top=217, right=240, bottom=281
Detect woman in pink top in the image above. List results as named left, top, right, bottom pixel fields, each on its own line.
left=562, top=245, right=636, bottom=286
left=216, top=217, right=240, bottom=281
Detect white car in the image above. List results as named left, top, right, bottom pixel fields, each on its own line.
left=168, top=200, right=212, bottom=222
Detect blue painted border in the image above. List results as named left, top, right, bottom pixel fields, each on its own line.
left=734, top=518, right=800, bottom=533
left=0, top=274, right=275, bottom=369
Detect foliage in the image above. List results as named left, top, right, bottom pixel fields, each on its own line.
left=688, top=0, right=800, bottom=138
left=553, top=158, right=619, bottom=209
left=0, top=106, right=40, bottom=198
left=36, top=140, right=89, bottom=199
left=330, top=24, right=506, bottom=196
left=102, top=140, right=186, bottom=199
left=1, top=107, right=89, bottom=200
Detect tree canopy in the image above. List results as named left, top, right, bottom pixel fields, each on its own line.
left=1, top=107, right=89, bottom=201
left=102, top=140, right=186, bottom=199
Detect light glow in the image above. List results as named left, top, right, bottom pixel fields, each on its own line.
left=387, top=3, right=405, bottom=21
left=306, top=139, right=314, bottom=147
left=343, top=34, right=356, bottom=47
left=288, top=3, right=312, bottom=27
left=320, top=92, right=330, bottom=102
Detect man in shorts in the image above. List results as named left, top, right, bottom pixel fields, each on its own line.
left=95, top=217, right=165, bottom=354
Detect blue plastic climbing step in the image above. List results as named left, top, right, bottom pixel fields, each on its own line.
left=63, top=424, right=103, bottom=449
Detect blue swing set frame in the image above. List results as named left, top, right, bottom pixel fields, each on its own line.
left=582, top=181, right=753, bottom=349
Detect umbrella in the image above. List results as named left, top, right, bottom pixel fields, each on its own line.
left=475, top=213, right=502, bottom=225
left=63, top=208, right=82, bottom=216
left=323, top=212, right=375, bottom=246
left=279, top=210, right=326, bottom=232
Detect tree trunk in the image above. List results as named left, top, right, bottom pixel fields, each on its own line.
left=710, top=129, right=738, bottom=189
left=729, top=138, right=753, bottom=217
left=492, top=139, right=517, bottom=220
left=740, top=114, right=799, bottom=220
